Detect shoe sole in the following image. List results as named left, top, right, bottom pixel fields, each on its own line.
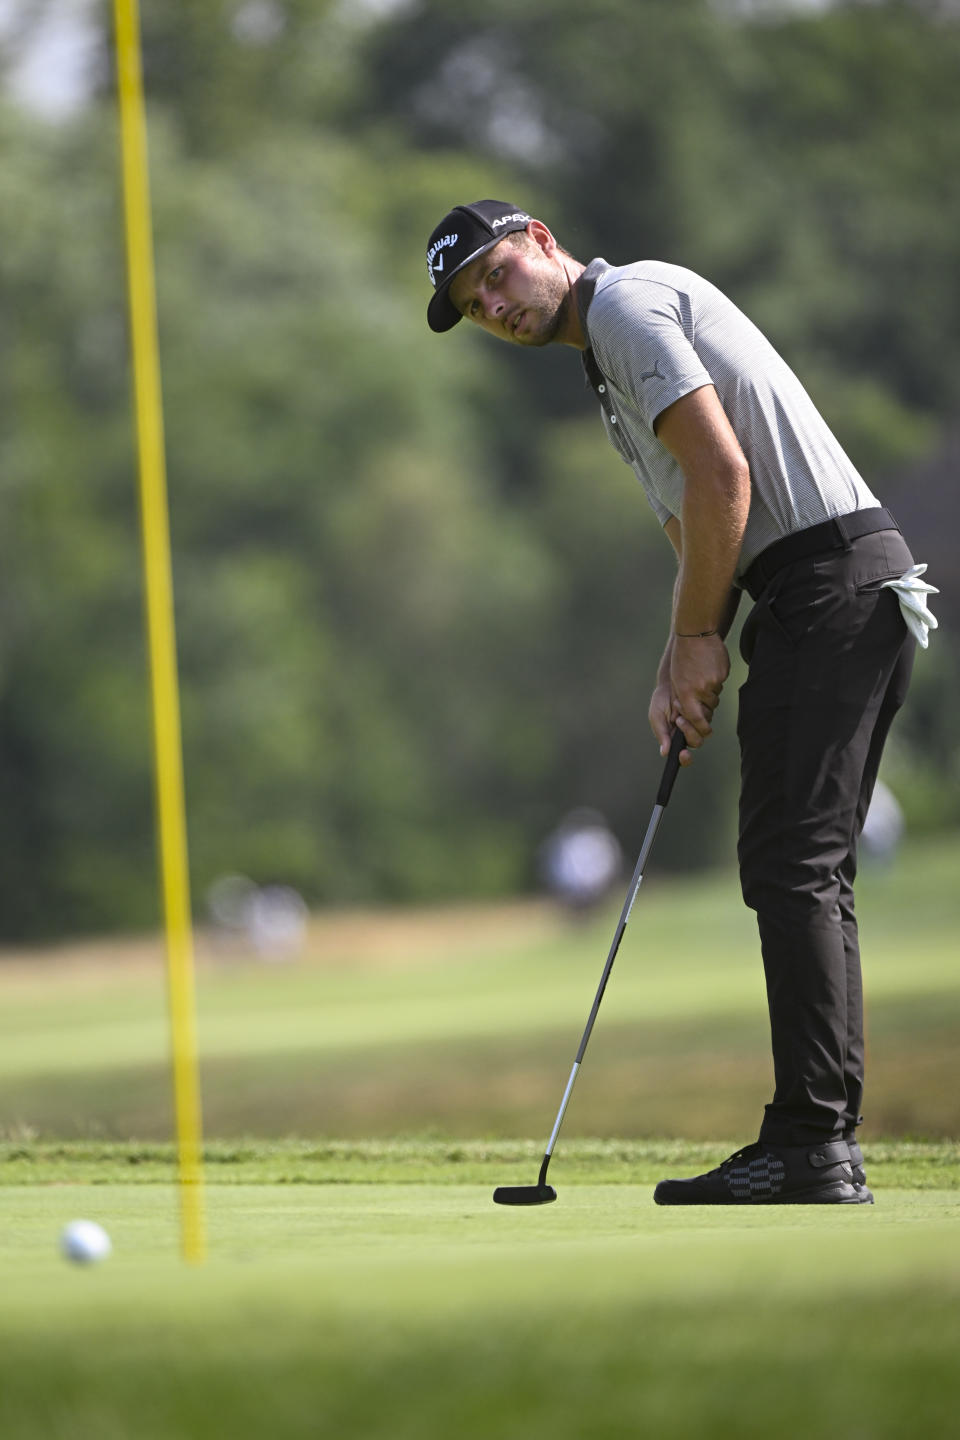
left=654, top=1180, right=863, bottom=1206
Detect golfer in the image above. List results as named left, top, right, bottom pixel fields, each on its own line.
left=424, top=200, right=937, bottom=1205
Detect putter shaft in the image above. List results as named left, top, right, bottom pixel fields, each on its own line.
left=495, top=730, right=685, bottom=1206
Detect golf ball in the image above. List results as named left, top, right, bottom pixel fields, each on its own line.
left=60, top=1219, right=112, bottom=1265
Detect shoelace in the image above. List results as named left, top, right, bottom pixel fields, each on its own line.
left=718, top=1143, right=763, bottom=1171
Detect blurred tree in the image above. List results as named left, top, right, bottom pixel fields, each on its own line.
left=0, top=105, right=563, bottom=935
left=359, top=0, right=960, bottom=469
left=97, top=0, right=365, bottom=155
left=1, top=0, right=958, bottom=939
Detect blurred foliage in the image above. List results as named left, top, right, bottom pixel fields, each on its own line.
left=0, top=0, right=957, bottom=938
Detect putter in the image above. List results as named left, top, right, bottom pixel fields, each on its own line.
left=493, top=728, right=686, bottom=1206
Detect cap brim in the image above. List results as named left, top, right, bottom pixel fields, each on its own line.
left=427, top=285, right=463, bottom=333
left=426, top=235, right=504, bottom=334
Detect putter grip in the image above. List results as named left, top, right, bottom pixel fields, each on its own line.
left=655, top=728, right=685, bottom=807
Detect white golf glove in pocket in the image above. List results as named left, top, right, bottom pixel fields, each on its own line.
left=881, top=564, right=939, bottom=649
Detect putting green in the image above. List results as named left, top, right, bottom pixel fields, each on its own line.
left=4, top=1179, right=959, bottom=1279
left=1, top=1177, right=959, bottom=1439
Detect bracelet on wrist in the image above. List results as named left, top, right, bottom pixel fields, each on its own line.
left=675, top=628, right=718, bottom=639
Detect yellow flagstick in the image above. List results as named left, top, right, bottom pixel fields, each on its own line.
left=113, top=0, right=206, bottom=1263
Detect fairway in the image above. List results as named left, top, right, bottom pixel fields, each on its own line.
left=2, top=836, right=959, bottom=1142
left=2, top=1149, right=960, bottom=1439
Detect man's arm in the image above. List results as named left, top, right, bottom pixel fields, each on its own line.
left=649, top=552, right=742, bottom=759
left=648, top=385, right=750, bottom=759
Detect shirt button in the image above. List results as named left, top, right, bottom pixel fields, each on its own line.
left=610, top=414, right=617, bottom=424
left=598, top=384, right=606, bottom=393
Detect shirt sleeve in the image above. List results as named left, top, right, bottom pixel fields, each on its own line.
left=645, top=491, right=675, bottom=527
left=590, top=278, right=712, bottom=431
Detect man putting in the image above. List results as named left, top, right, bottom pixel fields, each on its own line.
left=425, top=199, right=937, bottom=1205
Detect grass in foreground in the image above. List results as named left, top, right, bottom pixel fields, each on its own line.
left=1, top=1142, right=959, bottom=1439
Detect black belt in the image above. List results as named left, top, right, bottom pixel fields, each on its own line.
left=741, top=507, right=899, bottom=601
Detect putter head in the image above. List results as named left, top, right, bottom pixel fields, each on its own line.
left=492, top=1184, right=558, bottom=1207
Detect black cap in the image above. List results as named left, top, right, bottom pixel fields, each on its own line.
left=426, top=200, right=532, bottom=333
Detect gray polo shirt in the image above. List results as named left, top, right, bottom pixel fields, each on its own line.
left=581, top=258, right=878, bottom=578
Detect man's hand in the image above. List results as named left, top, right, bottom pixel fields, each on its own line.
left=669, top=633, right=730, bottom=751
left=648, top=678, right=676, bottom=759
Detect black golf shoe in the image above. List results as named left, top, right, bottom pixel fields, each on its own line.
left=653, top=1139, right=867, bottom=1206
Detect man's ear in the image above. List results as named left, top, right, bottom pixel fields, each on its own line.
left=527, top=219, right=556, bottom=256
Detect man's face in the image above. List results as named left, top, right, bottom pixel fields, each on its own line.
left=449, top=230, right=569, bottom=346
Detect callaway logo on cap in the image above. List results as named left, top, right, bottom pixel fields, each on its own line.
left=425, top=200, right=532, bottom=333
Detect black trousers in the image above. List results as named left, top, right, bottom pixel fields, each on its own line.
left=737, top=528, right=916, bottom=1146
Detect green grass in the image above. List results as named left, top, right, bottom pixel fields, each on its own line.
left=0, top=838, right=958, bottom=1436
left=2, top=835, right=959, bottom=1142
left=2, top=1136, right=959, bottom=1188
left=1, top=1147, right=959, bottom=1438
